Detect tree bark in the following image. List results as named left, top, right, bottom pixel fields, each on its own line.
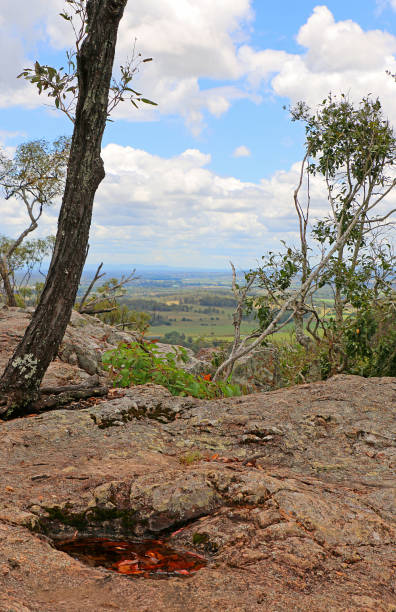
left=0, top=0, right=128, bottom=415
left=0, top=258, right=17, bottom=307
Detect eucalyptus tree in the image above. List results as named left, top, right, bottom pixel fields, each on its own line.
left=0, top=138, right=68, bottom=305
left=214, top=95, right=395, bottom=381
left=0, top=0, right=154, bottom=414
left=0, top=235, right=55, bottom=306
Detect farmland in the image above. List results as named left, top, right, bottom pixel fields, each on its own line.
left=79, top=266, right=335, bottom=347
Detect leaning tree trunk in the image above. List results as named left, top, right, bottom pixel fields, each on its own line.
left=0, top=258, right=17, bottom=307
left=0, top=0, right=128, bottom=415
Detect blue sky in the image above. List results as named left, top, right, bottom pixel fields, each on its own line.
left=0, top=0, right=395, bottom=268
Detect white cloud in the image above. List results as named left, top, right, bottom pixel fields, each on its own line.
left=91, top=145, right=395, bottom=265
left=233, top=145, right=251, bottom=157
left=2, top=3, right=396, bottom=133
left=245, top=6, right=396, bottom=124
left=377, top=0, right=396, bottom=11
left=297, top=6, right=395, bottom=72
left=1, top=143, right=394, bottom=267
left=117, top=0, right=252, bottom=80
left=116, top=3, right=386, bottom=136
left=0, top=0, right=254, bottom=133
left=238, top=46, right=294, bottom=87
left=109, top=0, right=255, bottom=132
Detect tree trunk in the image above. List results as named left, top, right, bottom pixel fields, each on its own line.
left=293, top=307, right=312, bottom=351
left=0, top=0, right=127, bottom=415
left=0, top=258, right=17, bottom=307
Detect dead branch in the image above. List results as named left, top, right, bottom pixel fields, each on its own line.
left=30, top=385, right=108, bottom=412
left=80, top=306, right=117, bottom=315
left=224, top=262, right=256, bottom=378
left=78, top=266, right=136, bottom=314
left=0, top=374, right=108, bottom=416
left=214, top=176, right=394, bottom=381
left=78, top=262, right=105, bottom=312
left=39, top=374, right=101, bottom=394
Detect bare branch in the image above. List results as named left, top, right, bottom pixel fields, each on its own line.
left=214, top=162, right=395, bottom=380
left=78, top=262, right=105, bottom=312
left=78, top=266, right=137, bottom=315
left=80, top=306, right=117, bottom=315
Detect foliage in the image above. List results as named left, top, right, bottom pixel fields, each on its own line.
left=179, top=451, right=203, bottom=465
left=17, top=1, right=156, bottom=123
left=0, top=235, right=55, bottom=304
left=0, top=137, right=69, bottom=306
left=99, top=304, right=150, bottom=334
left=161, top=330, right=189, bottom=345
left=0, top=137, right=70, bottom=205
left=270, top=340, right=311, bottom=387
left=248, top=292, right=396, bottom=389
left=326, top=295, right=396, bottom=377
left=102, top=341, right=242, bottom=399
left=214, top=94, right=395, bottom=381
left=292, top=95, right=395, bottom=184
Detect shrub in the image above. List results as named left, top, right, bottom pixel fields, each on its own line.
left=102, top=341, right=242, bottom=400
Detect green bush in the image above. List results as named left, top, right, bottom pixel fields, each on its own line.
left=251, top=298, right=396, bottom=388
left=347, top=299, right=396, bottom=377
left=102, top=341, right=242, bottom=400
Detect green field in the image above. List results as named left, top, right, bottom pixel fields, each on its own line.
left=117, top=287, right=313, bottom=346
left=78, top=268, right=336, bottom=348
left=119, top=288, right=248, bottom=342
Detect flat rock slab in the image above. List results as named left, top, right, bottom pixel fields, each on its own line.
left=0, top=375, right=395, bottom=611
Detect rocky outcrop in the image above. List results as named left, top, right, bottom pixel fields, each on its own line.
left=0, top=369, right=395, bottom=611
left=0, top=307, right=202, bottom=390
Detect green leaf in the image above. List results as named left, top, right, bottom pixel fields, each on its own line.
left=140, top=98, right=158, bottom=106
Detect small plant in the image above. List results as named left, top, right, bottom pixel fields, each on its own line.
left=102, top=341, right=242, bottom=400
left=179, top=451, right=203, bottom=465
left=192, top=533, right=210, bottom=545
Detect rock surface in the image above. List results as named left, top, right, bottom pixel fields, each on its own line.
left=0, top=367, right=395, bottom=611
left=0, top=307, right=202, bottom=390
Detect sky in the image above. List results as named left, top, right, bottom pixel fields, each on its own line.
left=0, top=0, right=395, bottom=270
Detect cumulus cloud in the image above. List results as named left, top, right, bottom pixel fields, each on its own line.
left=245, top=6, right=396, bottom=123
left=2, top=3, right=396, bottom=132
left=105, top=0, right=256, bottom=132
left=0, top=0, right=254, bottom=133
left=110, top=5, right=396, bottom=131
left=1, top=143, right=394, bottom=267
left=90, top=144, right=396, bottom=265
left=233, top=145, right=251, bottom=157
